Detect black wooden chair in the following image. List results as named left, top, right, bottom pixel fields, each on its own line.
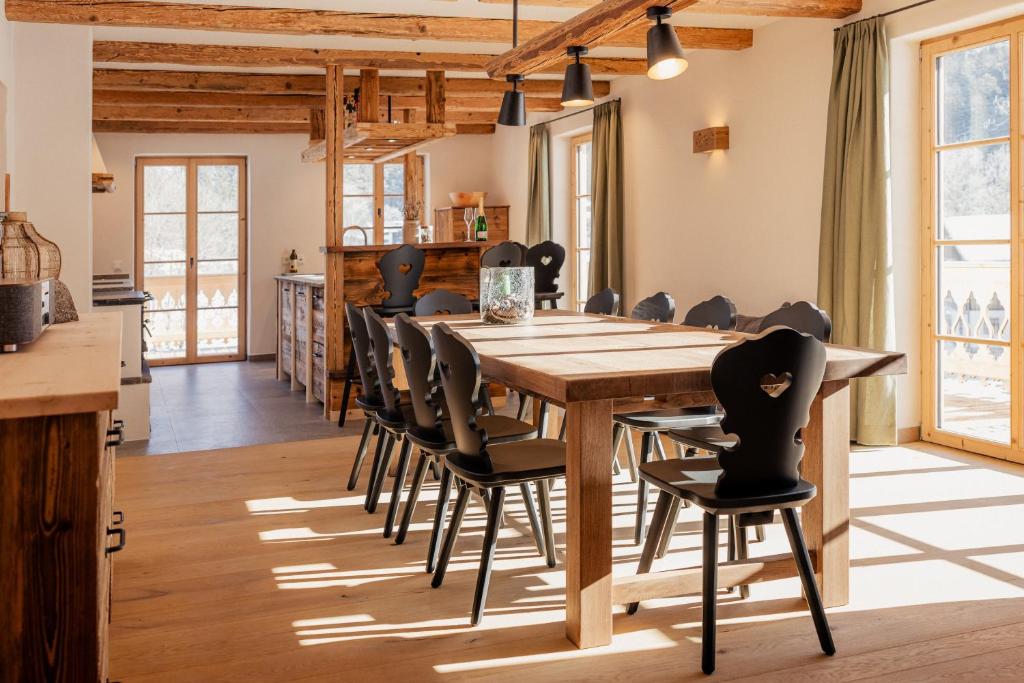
left=414, top=289, right=474, bottom=316
left=631, top=291, right=676, bottom=323
left=392, top=314, right=545, bottom=571
left=338, top=244, right=426, bottom=427
left=628, top=326, right=835, bottom=675
left=759, top=300, right=833, bottom=342
left=526, top=240, right=566, bottom=310
left=430, top=322, right=566, bottom=625
left=343, top=303, right=392, bottom=503
left=481, top=241, right=526, bottom=268
left=584, top=287, right=621, bottom=316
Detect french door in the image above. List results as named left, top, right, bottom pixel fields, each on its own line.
left=922, top=18, right=1022, bottom=461
left=136, top=157, right=247, bottom=365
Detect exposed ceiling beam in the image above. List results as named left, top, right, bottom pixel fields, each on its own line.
left=486, top=0, right=698, bottom=78
left=94, top=119, right=496, bottom=136
left=93, top=104, right=311, bottom=123
left=477, top=0, right=862, bottom=18
left=6, top=0, right=752, bottom=50
left=93, top=69, right=611, bottom=98
left=94, top=40, right=646, bottom=75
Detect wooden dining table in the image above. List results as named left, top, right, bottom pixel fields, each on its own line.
left=402, top=310, right=907, bottom=650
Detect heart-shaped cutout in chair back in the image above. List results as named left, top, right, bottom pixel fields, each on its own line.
left=760, top=372, right=793, bottom=398
left=540, top=255, right=553, bottom=266
left=398, top=263, right=413, bottom=275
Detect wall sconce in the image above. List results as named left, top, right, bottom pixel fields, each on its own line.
left=693, top=126, right=729, bottom=154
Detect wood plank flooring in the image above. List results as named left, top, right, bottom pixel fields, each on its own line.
left=111, top=435, right=1024, bottom=681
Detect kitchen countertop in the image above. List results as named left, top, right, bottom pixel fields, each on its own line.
left=93, top=289, right=149, bottom=306
left=274, top=274, right=326, bottom=286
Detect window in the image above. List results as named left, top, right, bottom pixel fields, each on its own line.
left=571, top=134, right=593, bottom=311
left=922, top=19, right=1021, bottom=460
left=342, top=162, right=405, bottom=245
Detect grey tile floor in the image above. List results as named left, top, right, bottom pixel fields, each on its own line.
left=119, top=361, right=358, bottom=456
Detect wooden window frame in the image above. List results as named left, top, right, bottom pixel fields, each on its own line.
left=135, top=156, right=248, bottom=366
left=570, top=133, right=593, bottom=312
left=342, top=161, right=407, bottom=245
left=921, top=16, right=1024, bottom=462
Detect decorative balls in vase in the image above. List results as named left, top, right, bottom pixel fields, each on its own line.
left=480, top=266, right=534, bottom=325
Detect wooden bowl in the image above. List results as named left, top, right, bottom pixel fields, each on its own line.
left=449, top=191, right=486, bottom=208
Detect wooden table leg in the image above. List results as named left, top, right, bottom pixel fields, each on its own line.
left=564, top=398, right=614, bottom=648
left=802, top=379, right=851, bottom=608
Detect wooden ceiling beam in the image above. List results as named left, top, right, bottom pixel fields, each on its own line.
left=486, top=0, right=698, bottom=78
left=95, top=118, right=494, bottom=137
left=9, top=0, right=752, bottom=50
left=477, top=0, right=862, bottom=18
left=93, top=104, right=311, bottom=123
left=92, top=69, right=611, bottom=97
left=93, top=90, right=326, bottom=108
left=94, top=40, right=646, bottom=75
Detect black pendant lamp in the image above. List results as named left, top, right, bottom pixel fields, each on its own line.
left=646, top=6, right=688, bottom=81
left=561, top=46, right=594, bottom=107
left=498, top=0, right=527, bottom=126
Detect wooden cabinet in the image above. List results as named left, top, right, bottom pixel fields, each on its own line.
left=0, top=313, right=123, bottom=682
left=276, top=275, right=327, bottom=406
left=433, top=205, right=509, bottom=243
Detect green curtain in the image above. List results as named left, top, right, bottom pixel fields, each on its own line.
left=818, top=17, right=897, bottom=446
left=525, top=123, right=551, bottom=245
left=589, top=100, right=624, bottom=302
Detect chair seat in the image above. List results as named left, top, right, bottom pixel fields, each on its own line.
left=375, top=402, right=416, bottom=430
left=638, top=457, right=816, bottom=514
left=374, top=304, right=417, bottom=316
left=665, top=423, right=737, bottom=453
left=614, top=406, right=722, bottom=431
left=445, top=438, right=566, bottom=487
left=534, top=292, right=564, bottom=301
left=407, top=415, right=538, bottom=452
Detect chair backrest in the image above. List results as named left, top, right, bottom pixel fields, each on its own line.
left=394, top=314, right=444, bottom=433
left=377, top=244, right=426, bottom=310
left=759, top=301, right=832, bottom=342
left=431, top=322, right=488, bottom=457
left=345, top=302, right=381, bottom=407
left=363, top=307, right=403, bottom=418
left=712, top=326, right=827, bottom=498
left=481, top=241, right=526, bottom=268
left=683, top=295, right=737, bottom=330
left=631, top=292, right=676, bottom=323
left=525, top=241, right=566, bottom=294
left=414, top=289, right=474, bottom=316
left=584, top=287, right=621, bottom=316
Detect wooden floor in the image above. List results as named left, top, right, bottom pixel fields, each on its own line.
left=111, top=434, right=1024, bottom=681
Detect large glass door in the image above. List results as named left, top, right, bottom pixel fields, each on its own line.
left=923, top=21, right=1020, bottom=460
left=136, top=157, right=247, bottom=365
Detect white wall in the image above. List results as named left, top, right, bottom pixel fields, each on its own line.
left=12, top=23, right=93, bottom=308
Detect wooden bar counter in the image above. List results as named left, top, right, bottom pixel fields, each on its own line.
left=318, top=240, right=502, bottom=418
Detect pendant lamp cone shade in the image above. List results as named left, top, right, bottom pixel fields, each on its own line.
left=498, top=87, right=526, bottom=126
left=561, top=46, right=594, bottom=107
left=646, top=7, right=688, bottom=81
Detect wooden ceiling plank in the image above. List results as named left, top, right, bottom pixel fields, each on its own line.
left=6, top=0, right=751, bottom=50
left=93, top=40, right=647, bottom=76
left=486, top=0, right=699, bottom=78
left=93, top=120, right=309, bottom=134
left=93, top=89, right=325, bottom=107
left=477, top=0, right=862, bottom=18
left=93, top=69, right=611, bottom=97
left=93, top=104, right=311, bottom=123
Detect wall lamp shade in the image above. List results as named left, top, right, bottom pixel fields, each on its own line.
left=561, top=46, right=594, bottom=107
left=646, top=7, right=688, bottom=81
left=498, top=76, right=526, bottom=126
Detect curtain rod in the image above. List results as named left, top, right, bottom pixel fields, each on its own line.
left=533, top=98, right=622, bottom=128
left=834, top=0, right=939, bottom=31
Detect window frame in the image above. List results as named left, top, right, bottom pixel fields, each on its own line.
left=570, top=133, right=593, bottom=312
left=342, top=161, right=408, bottom=245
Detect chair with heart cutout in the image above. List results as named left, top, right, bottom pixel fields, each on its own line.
left=525, top=240, right=566, bottom=310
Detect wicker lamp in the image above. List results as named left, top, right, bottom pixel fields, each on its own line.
left=0, top=211, right=62, bottom=281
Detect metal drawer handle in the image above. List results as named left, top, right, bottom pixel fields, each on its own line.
left=112, top=510, right=125, bottom=525
left=106, top=527, right=126, bottom=555
left=106, top=422, right=125, bottom=448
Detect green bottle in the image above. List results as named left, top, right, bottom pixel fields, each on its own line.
left=474, top=199, right=488, bottom=241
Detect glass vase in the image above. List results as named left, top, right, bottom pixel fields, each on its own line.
left=480, top=267, right=534, bottom=325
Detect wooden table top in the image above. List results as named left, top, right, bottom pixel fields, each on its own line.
left=410, top=311, right=908, bottom=403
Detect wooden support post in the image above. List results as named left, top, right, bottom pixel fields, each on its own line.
left=426, top=70, right=446, bottom=124
left=358, top=68, right=380, bottom=122
left=309, top=107, right=325, bottom=141
left=325, top=65, right=345, bottom=413
left=802, top=379, right=851, bottom=608
left=402, top=152, right=424, bottom=244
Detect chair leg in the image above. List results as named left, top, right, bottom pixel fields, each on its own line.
left=363, top=429, right=388, bottom=511
left=481, top=385, right=496, bottom=416
left=653, top=433, right=668, bottom=461
left=656, top=496, right=682, bottom=559
left=426, top=467, right=454, bottom=573
left=519, top=482, right=546, bottom=558
left=383, top=437, right=413, bottom=538
left=345, top=418, right=375, bottom=491
left=672, top=441, right=685, bottom=459
left=624, top=427, right=639, bottom=483
left=337, top=345, right=356, bottom=428
left=430, top=458, right=442, bottom=480
left=537, top=400, right=551, bottom=438
left=535, top=479, right=557, bottom=568
left=367, top=432, right=396, bottom=514
left=627, top=491, right=673, bottom=615
left=634, top=432, right=655, bottom=545
left=395, top=452, right=430, bottom=545
left=781, top=507, right=836, bottom=656
left=516, top=393, right=530, bottom=421
left=471, top=486, right=506, bottom=626
left=735, top=520, right=750, bottom=599
left=611, top=423, right=626, bottom=475
left=432, top=484, right=471, bottom=588
left=558, top=412, right=567, bottom=442
left=702, top=511, right=719, bottom=675
left=754, top=522, right=766, bottom=543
